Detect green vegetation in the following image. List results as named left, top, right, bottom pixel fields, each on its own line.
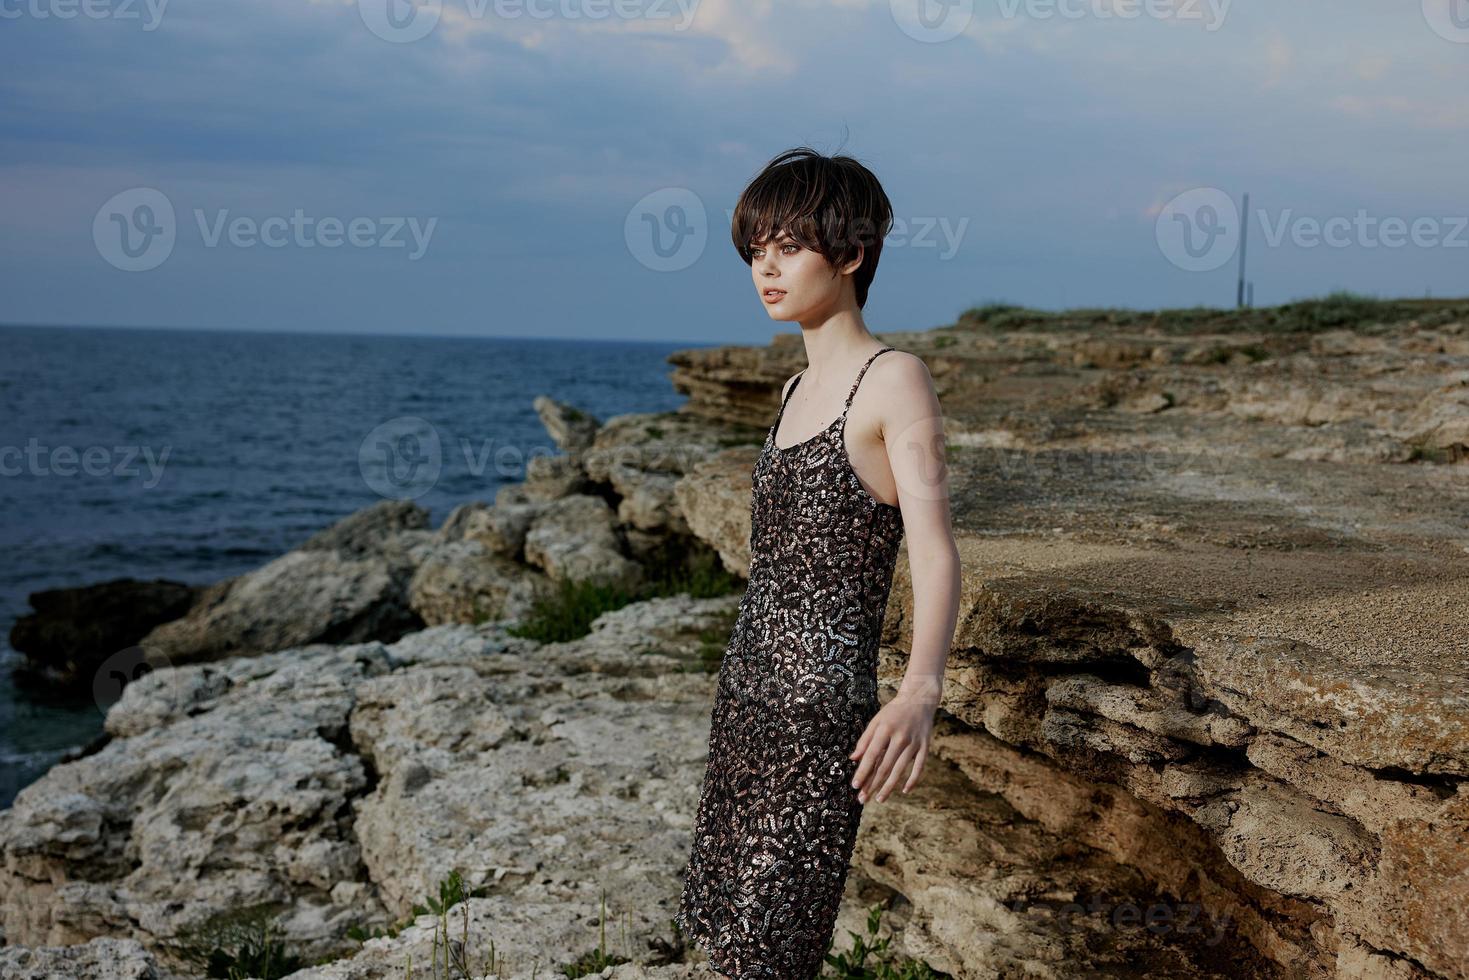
left=823, top=904, right=950, bottom=979
left=163, top=903, right=304, bottom=980
left=368, top=870, right=529, bottom=980
left=693, top=605, right=741, bottom=673
left=1201, top=342, right=1271, bottom=364
left=957, top=290, right=1469, bottom=337
left=508, top=538, right=743, bottom=644
left=562, top=888, right=633, bottom=977
left=329, top=876, right=941, bottom=979
left=348, top=869, right=494, bottom=945
left=505, top=577, right=635, bottom=643
left=1406, top=441, right=1465, bottom=465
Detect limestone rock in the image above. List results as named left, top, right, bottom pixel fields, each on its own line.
left=522, top=451, right=590, bottom=501
left=532, top=394, right=601, bottom=452
left=522, top=494, right=642, bottom=589
left=0, top=936, right=187, bottom=979
left=137, top=548, right=422, bottom=665
left=407, top=538, right=550, bottom=626
left=297, top=500, right=430, bottom=558
left=8, top=578, right=200, bottom=695
left=672, top=448, right=758, bottom=577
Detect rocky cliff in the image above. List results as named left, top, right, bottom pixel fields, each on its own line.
left=2, top=296, right=1465, bottom=980
left=673, top=296, right=1469, bottom=979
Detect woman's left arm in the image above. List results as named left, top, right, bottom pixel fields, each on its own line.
left=850, top=354, right=961, bottom=804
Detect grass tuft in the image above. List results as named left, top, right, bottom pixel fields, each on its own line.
left=162, top=903, right=304, bottom=980
left=823, top=903, right=951, bottom=979
left=509, top=538, right=743, bottom=644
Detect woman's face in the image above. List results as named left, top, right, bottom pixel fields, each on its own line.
left=748, top=232, right=858, bottom=322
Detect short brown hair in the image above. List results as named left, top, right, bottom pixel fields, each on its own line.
left=731, top=146, right=894, bottom=309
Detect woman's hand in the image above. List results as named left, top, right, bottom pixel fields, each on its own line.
left=849, top=684, right=939, bottom=804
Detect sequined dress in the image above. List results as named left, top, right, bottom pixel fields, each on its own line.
left=674, top=346, right=906, bottom=979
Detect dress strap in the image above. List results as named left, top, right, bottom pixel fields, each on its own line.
left=842, top=346, right=896, bottom=416
left=772, top=369, right=805, bottom=431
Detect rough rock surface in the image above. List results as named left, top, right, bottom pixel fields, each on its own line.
left=0, top=935, right=188, bottom=979
left=7, top=578, right=200, bottom=694
left=672, top=300, right=1469, bottom=978
left=135, top=547, right=424, bottom=667
left=0, top=600, right=741, bottom=978
left=4, top=298, right=1466, bottom=979
left=534, top=395, right=601, bottom=452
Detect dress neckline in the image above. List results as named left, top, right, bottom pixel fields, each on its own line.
left=770, top=412, right=842, bottom=454
left=769, top=346, right=895, bottom=453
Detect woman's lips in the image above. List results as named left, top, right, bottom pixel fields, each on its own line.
left=763, top=289, right=787, bottom=304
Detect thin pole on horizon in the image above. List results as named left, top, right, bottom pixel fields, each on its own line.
left=1236, top=191, right=1250, bottom=309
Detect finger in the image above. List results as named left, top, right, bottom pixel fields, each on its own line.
left=852, top=732, right=889, bottom=793
left=901, top=748, right=927, bottom=793
left=874, top=745, right=915, bottom=803
left=860, top=736, right=907, bottom=802
left=849, top=724, right=873, bottom=760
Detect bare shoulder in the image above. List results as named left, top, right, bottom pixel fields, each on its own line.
left=864, top=349, right=940, bottom=437
left=870, top=348, right=935, bottom=400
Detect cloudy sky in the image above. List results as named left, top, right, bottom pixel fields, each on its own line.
left=1, top=0, right=1465, bottom=343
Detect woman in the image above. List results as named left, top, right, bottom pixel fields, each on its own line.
left=674, top=146, right=962, bottom=979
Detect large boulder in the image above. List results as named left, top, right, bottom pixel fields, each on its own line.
left=0, top=599, right=741, bottom=976
left=136, top=501, right=434, bottom=666
left=0, top=639, right=397, bottom=968
left=297, top=500, right=430, bottom=557
left=532, top=395, right=601, bottom=452
left=138, top=549, right=423, bottom=666
left=672, top=447, right=758, bottom=577
left=8, top=578, right=200, bottom=694
left=522, top=494, right=643, bottom=590
left=407, top=539, right=550, bottom=626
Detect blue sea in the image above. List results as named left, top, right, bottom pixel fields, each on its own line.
left=0, top=325, right=709, bottom=809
